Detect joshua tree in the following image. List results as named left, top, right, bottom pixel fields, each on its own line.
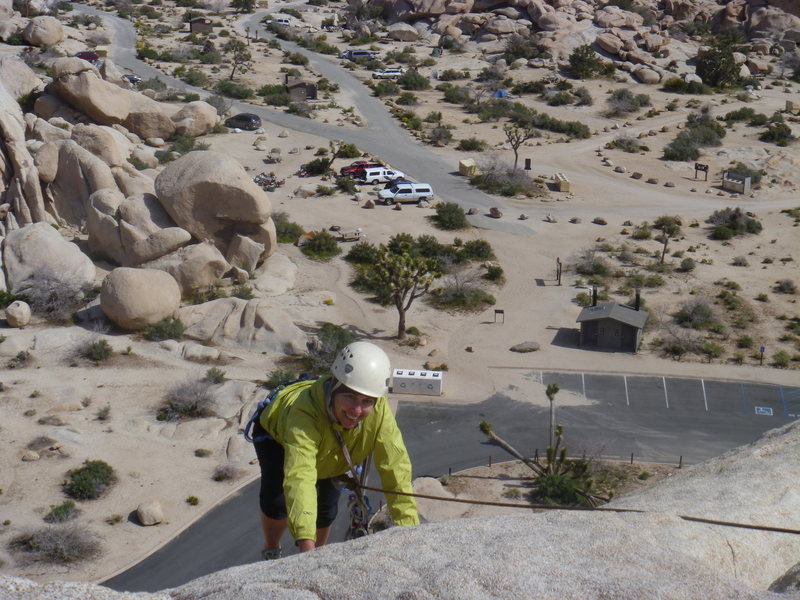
left=653, top=215, right=681, bottom=264
left=503, top=123, right=536, bottom=171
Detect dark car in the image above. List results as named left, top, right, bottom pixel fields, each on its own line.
left=383, top=177, right=412, bottom=189
left=76, top=50, right=100, bottom=62
left=224, top=113, right=262, bottom=130
left=339, top=161, right=382, bottom=178
left=122, top=73, right=142, bottom=86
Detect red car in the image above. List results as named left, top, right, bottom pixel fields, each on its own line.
left=76, top=50, right=100, bottom=62
left=339, top=161, right=382, bottom=178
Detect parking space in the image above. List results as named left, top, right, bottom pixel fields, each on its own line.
left=582, top=374, right=627, bottom=407
left=663, top=378, right=706, bottom=414
left=624, top=375, right=668, bottom=411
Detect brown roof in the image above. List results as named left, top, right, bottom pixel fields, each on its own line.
left=576, top=302, right=648, bottom=329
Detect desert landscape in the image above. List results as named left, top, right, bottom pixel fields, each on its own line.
left=0, top=0, right=799, bottom=596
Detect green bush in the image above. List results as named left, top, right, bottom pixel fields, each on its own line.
left=232, top=285, right=255, bottom=300
left=214, top=80, right=254, bottom=99
left=181, top=67, right=208, bottom=87
left=429, top=286, right=496, bottom=312
left=484, top=264, right=505, bottom=282
left=397, top=70, right=430, bottom=90
left=144, top=317, right=185, bottom=341
left=336, top=177, right=359, bottom=194
left=283, top=51, right=309, bottom=65
left=44, top=500, right=77, bottom=523
left=568, top=44, right=609, bottom=79
left=373, top=80, right=400, bottom=97
left=773, top=350, right=791, bottom=368
left=429, top=126, right=453, bottom=145
left=457, top=137, right=488, bottom=152
left=680, top=257, right=696, bottom=272
left=316, top=185, right=335, bottom=196
left=301, top=230, right=341, bottom=260
left=674, top=298, right=715, bottom=329
left=460, top=239, right=494, bottom=261
left=760, top=123, right=795, bottom=146
left=65, top=460, right=117, bottom=500
left=441, top=84, right=472, bottom=104
left=335, top=143, right=361, bottom=159
left=433, top=202, right=469, bottom=230
left=737, top=335, right=754, bottom=349
left=258, top=83, right=290, bottom=106
left=83, top=339, right=113, bottom=363
left=711, top=226, right=734, bottom=240
left=272, top=211, right=305, bottom=243
left=346, top=241, right=379, bottom=264
left=438, top=69, right=468, bottom=81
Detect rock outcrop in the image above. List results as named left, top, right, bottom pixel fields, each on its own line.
left=100, top=267, right=181, bottom=330
left=22, top=16, right=64, bottom=47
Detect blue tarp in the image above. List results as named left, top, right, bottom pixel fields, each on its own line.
left=493, top=88, right=508, bottom=98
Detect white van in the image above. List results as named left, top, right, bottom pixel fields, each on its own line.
left=360, top=167, right=405, bottom=184
left=378, top=182, right=434, bottom=204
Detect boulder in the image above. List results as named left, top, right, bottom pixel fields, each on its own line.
left=154, top=151, right=272, bottom=255
left=510, top=341, right=540, bottom=353
left=175, top=297, right=307, bottom=355
left=100, top=267, right=181, bottom=330
left=5, top=300, right=31, bottom=327
left=141, top=241, right=230, bottom=295
left=3, top=222, right=96, bottom=295
left=634, top=66, right=661, bottom=84
left=98, top=59, right=128, bottom=88
left=70, top=123, right=127, bottom=167
left=489, top=207, right=502, bottom=218
left=135, top=500, right=164, bottom=526
left=746, top=57, right=772, bottom=75
left=484, top=16, right=516, bottom=35
left=749, top=6, right=800, bottom=36
left=86, top=188, right=126, bottom=264
left=22, top=16, right=63, bottom=47
left=126, top=227, right=193, bottom=266
left=226, top=234, right=265, bottom=273
left=388, top=22, right=420, bottom=41
left=0, top=0, right=11, bottom=20
left=596, top=32, right=623, bottom=55
left=294, top=184, right=317, bottom=198
left=28, top=117, right=71, bottom=143
left=171, top=101, right=217, bottom=137
left=595, top=5, right=644, bottom=28
left=0, top=56, right=44, bottom=100
left=113, top=163, right=155, bottom=197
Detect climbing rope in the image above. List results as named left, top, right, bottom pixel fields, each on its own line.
left=360, top=484, right=800, bottom=536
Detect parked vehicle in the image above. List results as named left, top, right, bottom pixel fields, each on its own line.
left=372, top=68, right=404, bottom=80
left=265, top=17, right=291, bottom=25
left=253, top=172, right=285, bottom=191
left=360, top=168, right=405, bottom=185
left=225, top=113, right=262, bottom=130
left=383, top=177, right=412, bottom=189
left=378, top=182, right=434, bottom=204
left=76, top=50, right=100, bottom=62
left=122, top=73, right=142, bottom=86
left=339, top=49, right=379, bottom=61
left=339, top=161, right=382, bottom=178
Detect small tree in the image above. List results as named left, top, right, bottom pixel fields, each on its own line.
left=503, top=123, right=536, bottom=171
left=695, top=43, right=739, bottom=88
left=230, top=0, right=255, bottom=12
left=224, top=39, right=252, bottom=80
left=568, top=44, right=604, bottom=79
left=359, top=242, right=441, bottom=339
left=653, top=215, right=681, bottom=264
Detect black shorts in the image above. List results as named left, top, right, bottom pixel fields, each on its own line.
left=253, top=425, right=340, bottom=530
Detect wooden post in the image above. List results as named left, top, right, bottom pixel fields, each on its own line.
left=630, top=452, right=634, bottom=465
left=488, top=455, right=492, bottom=467
left=556, top=257, right=562, bottom=286
left=678, top=456, right=683, bottom=469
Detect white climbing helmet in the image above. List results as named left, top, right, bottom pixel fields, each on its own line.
left=330, top=341, right=391, bottom=399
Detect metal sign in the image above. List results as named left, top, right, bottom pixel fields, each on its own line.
left=754, top=407, right=773, bottom=416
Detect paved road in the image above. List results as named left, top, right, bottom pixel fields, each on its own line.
left=74, top=5, right=533, bottom=236
left=104, top=371, right=798, bottom=592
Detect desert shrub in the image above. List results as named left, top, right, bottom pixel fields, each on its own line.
left=205, top=94, right=232, bottom=116
left=606, top=135, right=647, bottom=153
left=775, top=279, right=797, bottom=294
left=680, top=257, right=696, bottom=272
left=573, top=86, right=593, bottom=106
left=373, top=80, right=400, bottom=96
left=460, top=240, right=494, bottom=261
left=9, top=526, right=101, bottom=564
left=64, top=460, right=117, bottom=500
left=440, top=84, right=472, bottom=104
left=428, top=126, right=453, bottom=145
left=0, top=290, right=24, bottom=308
left=631, top=222, right=652, bottom=240
left=695, top=43, right=739, bottom=88
left=83, top=339, right=113, bottom=363
left=303, top=157, right=332, bottom=175
left=212, top=463, right=241, bottom=481
left=572, top=248, right=610, bottom=277
left=95, top=405, right=111, bottom=421
left=484, top=264, right=505, bottom=282
left=186, top=496, right=199, bottom=505
left=346, top=241, right=379, bottom=264
left=429, top=283, right=495, bottom=312
left=661, top=77, right=712, bottom=95
left=511, top=80, right=547, bottom=95
left=674, top=298, right=715, bottom=329
left=283, top=51, right=308, bottom=65
left=732, top=256, right=749, bottom=267
left=272, top=211, right=305, bottom=243
left=316, top=185, right=335, bottom=196
left=700, top=341, right=725, bottom=362
left=663, top=110, right=726, bottom=161
left=438, top=69, right=468, bottom=81
left=301, top=230, right=341, bottom=260
left=257, top=83, right=290, bottom=106
left=507, top=103, right=590, bottom=138
left=605, top=88, right=651, bottom=116
left=456, top=137, right=488, bottom=152
left=711, top=226, right=734, bottom=240
left=707, top=207, right=762, bottom=236
left=546, top=90, right=573, bottom=106
left=231, top=284, right=254, bottom=300
left=773, top=350, right=791, bottom=368
left=568, top=44, right=609, bottom=79
left=397, top=70, right=430, bottom=90
left=336, top=177, right=358, bottom=194
left=264, top=369, right=297, bottom=390
left=205, top=367, right=226, bottom=384
left=760, top=123, right=795, bottom=146
left=287, top=102, right=314, bottom=118
left=433, top=202, right=469, bottom=230
left=214, top=80, right=254, bottom=99
left=304, top=323, right=356, bottom=373
left=16, top=270, right=91, bottom=322
left=737, top=335, right=754, bottom=349
left=144, top=317, right=185, bottom=341
left=44, top=500, right=77, bottom=524
left=157, top=379, right=213, bottom=421
left=503, top=33, right=546, bottom=63
left=335, top=143, right=361, bottom=159
left=396, top=91, right=418, bottom=105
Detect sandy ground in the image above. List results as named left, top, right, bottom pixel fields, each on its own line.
left=1, top=0, right=799, bottom=587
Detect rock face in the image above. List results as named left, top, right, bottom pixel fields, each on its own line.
left=388, top=22, right=420, bottom=41
left=0, top=56, right=44, bottom=100
left=171, top=101, right=218, bottom=137
left=2, top=421, right=800, bottom=598
left=141, top=240, right=230, bottom=295
left=154, top=151, right=275, bottom=262
left=22, top=16, right=63, bottom=47
left=175, top=297, right=307, bottom=355
left=3, top=222, right=95, bottom=294
left=100, top=267, right=181, bottom=330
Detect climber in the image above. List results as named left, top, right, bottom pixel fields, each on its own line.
left=248, top=341, right=419, bottom=559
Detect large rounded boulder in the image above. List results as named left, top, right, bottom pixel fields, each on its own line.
left=154, top=151, right=272, bottom=253
left=100, top=267, right=181, bottom=330
left=22, top=16, right=63, bottom=47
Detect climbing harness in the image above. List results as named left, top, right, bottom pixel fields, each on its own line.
left=243, top=374, right=314, bottom=443
left=332, top=428, right=373, bottom=540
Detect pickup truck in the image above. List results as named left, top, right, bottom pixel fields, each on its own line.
left=372, top=67, right=404, bottom=80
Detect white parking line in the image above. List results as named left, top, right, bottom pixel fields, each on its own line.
left=663, top=376, right=669, bottom=409
left=701, top=379, right=708, bottom=411
left=581, top=372, right=586, bottom=399
left=624, top=375, right=630, bottom=406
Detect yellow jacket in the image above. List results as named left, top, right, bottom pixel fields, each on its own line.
left=260, top=376, right=419, bottom=542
